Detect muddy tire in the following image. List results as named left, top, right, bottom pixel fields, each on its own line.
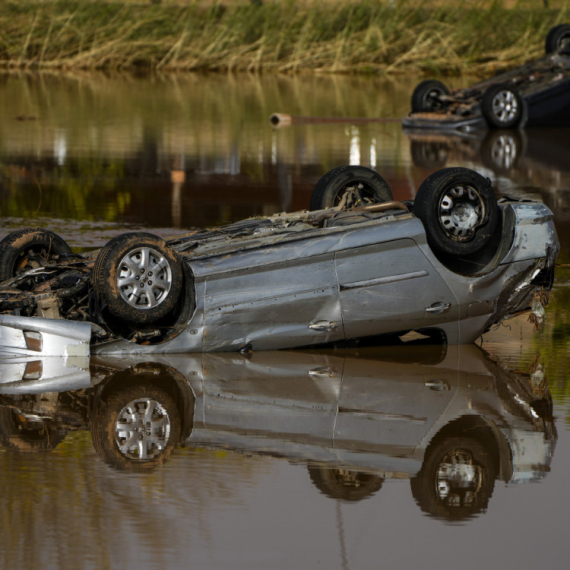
left=411, top=80, right=450, bottom=113
left=93, top=232, right=183, bottom=326
left=308, top=466, right=383, bottom=502
left=410, top=436, right=497, bottom=521
left=91, top=383, right=181, bottom=471
left=309, top=166, right=393, bottom=211
left=0, top=228, right=72, bottom=281
left=414, top=167, right=499, bottom=256
left=481, top=83, right=524, bottom=129
left=545, top=23, right=570, bottom=54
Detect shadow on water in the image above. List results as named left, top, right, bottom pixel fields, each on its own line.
left=0, top=345, right=556, bottom=523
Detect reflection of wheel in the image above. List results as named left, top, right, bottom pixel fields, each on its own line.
left=93, top=232, right=183, bottom=325
left=0, top=407, right=67, bottom=453
left=308, top=466, right=383, bottom=501
left=482, top=84, right=524, bottom=129
left=481, top=130, right=523, bottom=173
left=411, top=436, right=497, bottom=521
left=309, top=166, right=393, bottom=211
left=411, top=80, right=450, bottom=113
left=414, top=167, right=499, bottom=256
left=545, top=24, right=570, bottom=54
left=0, top=228, right=72, bottom=281
left=410, top=140, right=449, bottom=169
left=92, top=383, right=181, bottom=471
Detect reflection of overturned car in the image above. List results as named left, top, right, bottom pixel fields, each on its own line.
left=403, top=24, right=570, bottom=130
left=0, top=346, right=556, bottom=520
left=0, top=166, right=559, bottom=355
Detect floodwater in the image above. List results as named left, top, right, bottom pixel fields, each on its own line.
left=0, top=71, right=569, bottom=569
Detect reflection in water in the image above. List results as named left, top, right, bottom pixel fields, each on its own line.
left=0, top=71, right=471, bottom=244
left=0, top=346, right=555, bottom=523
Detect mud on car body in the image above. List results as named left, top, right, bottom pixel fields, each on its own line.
left=0, top=165, right=559, bottom=356
left=403, top=24, right=570, bottom=131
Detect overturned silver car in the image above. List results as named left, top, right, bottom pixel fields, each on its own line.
left=0, top=166, right=559, bottom=356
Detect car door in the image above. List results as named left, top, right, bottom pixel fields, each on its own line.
left=202, top=252, right=343, bottom=351
left=335, top=238, right=459, bottom=340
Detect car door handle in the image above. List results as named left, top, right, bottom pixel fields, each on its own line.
left=425, top=302, right=451, bottom=314
left=309, top=320, right=338, bottom=332
left=309, top=367, right=336, bottom=378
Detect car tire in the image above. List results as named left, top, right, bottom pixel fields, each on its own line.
left=308, top=466, right=383, bottom=502
left=411, top=80, right=450, bottom=113
left=91, top=383, right=181, bottom=471
left=410, top=436, right=497, bottom=521
left=481, top=83, right=524, bottom=129
left=414, top=167, right=499, bottom=256
left=309, top=165, right=393, bottom=211
left=93, top=232, right=183, bottom=326
left=545, top=23, right=570, bottom=54
left=0, top=228, right=72, bottom=281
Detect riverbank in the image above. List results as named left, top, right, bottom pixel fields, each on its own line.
left=0, top=1, right=568, bottom=74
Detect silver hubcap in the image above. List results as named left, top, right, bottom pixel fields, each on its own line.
left=439, top=185, right=485, bottom=241
left=117, top=247, right=172, bottom=309
left=436, top=449, right=483, bottom=506
left=115, top=398, right=171, bottom=460
left=490, top=134, right=517, bottom=169
left=491, top=89, right=518, bottom=123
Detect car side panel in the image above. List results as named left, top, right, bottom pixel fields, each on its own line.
left=202, top=253, right=343, bottom=351
left=335, top=239, right=459, bottom=339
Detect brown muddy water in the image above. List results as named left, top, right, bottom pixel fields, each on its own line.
left=0, top=71, right=570, bottom=570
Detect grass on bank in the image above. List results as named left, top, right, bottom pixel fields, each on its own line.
left=0, top=0, right=569, bottom=74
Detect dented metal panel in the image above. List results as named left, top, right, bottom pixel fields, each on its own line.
left=203, top=253, right=343, bottom=351
left=335, top=238, right=459, bottom=339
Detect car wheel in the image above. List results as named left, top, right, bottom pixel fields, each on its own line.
left=93, top=232, right=183, bottom=326
left=308, top=466, right=383, bottom=501
left=410, top=436, right=497, bottom=521
left=411, top=80, right=450, bottom=113
left=309, top=166, right=393, bottom=211
left=481, top=83, right=524, bottom=129
left=0, top=228, right=72, bottom=281
left=545, top=23, right=570, bottom=54
left=414, top=167, right=499, bottom=256
left=91, top=383, right=181, bottom=471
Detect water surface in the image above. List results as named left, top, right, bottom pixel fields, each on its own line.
left=0, top=71, right=569, bottom=570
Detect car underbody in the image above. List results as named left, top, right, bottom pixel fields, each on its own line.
left=403, top=43, right=570, bottom=131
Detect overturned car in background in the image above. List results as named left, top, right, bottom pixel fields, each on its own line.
left=403, top=24, right=570, bottom=130
left=0, top=165, right=559, bottom=356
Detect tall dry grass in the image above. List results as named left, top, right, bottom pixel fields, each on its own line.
left=0, top=0, right=568, bottom=74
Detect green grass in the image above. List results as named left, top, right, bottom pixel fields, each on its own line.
left=0, top=0, right=569, bottom=74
